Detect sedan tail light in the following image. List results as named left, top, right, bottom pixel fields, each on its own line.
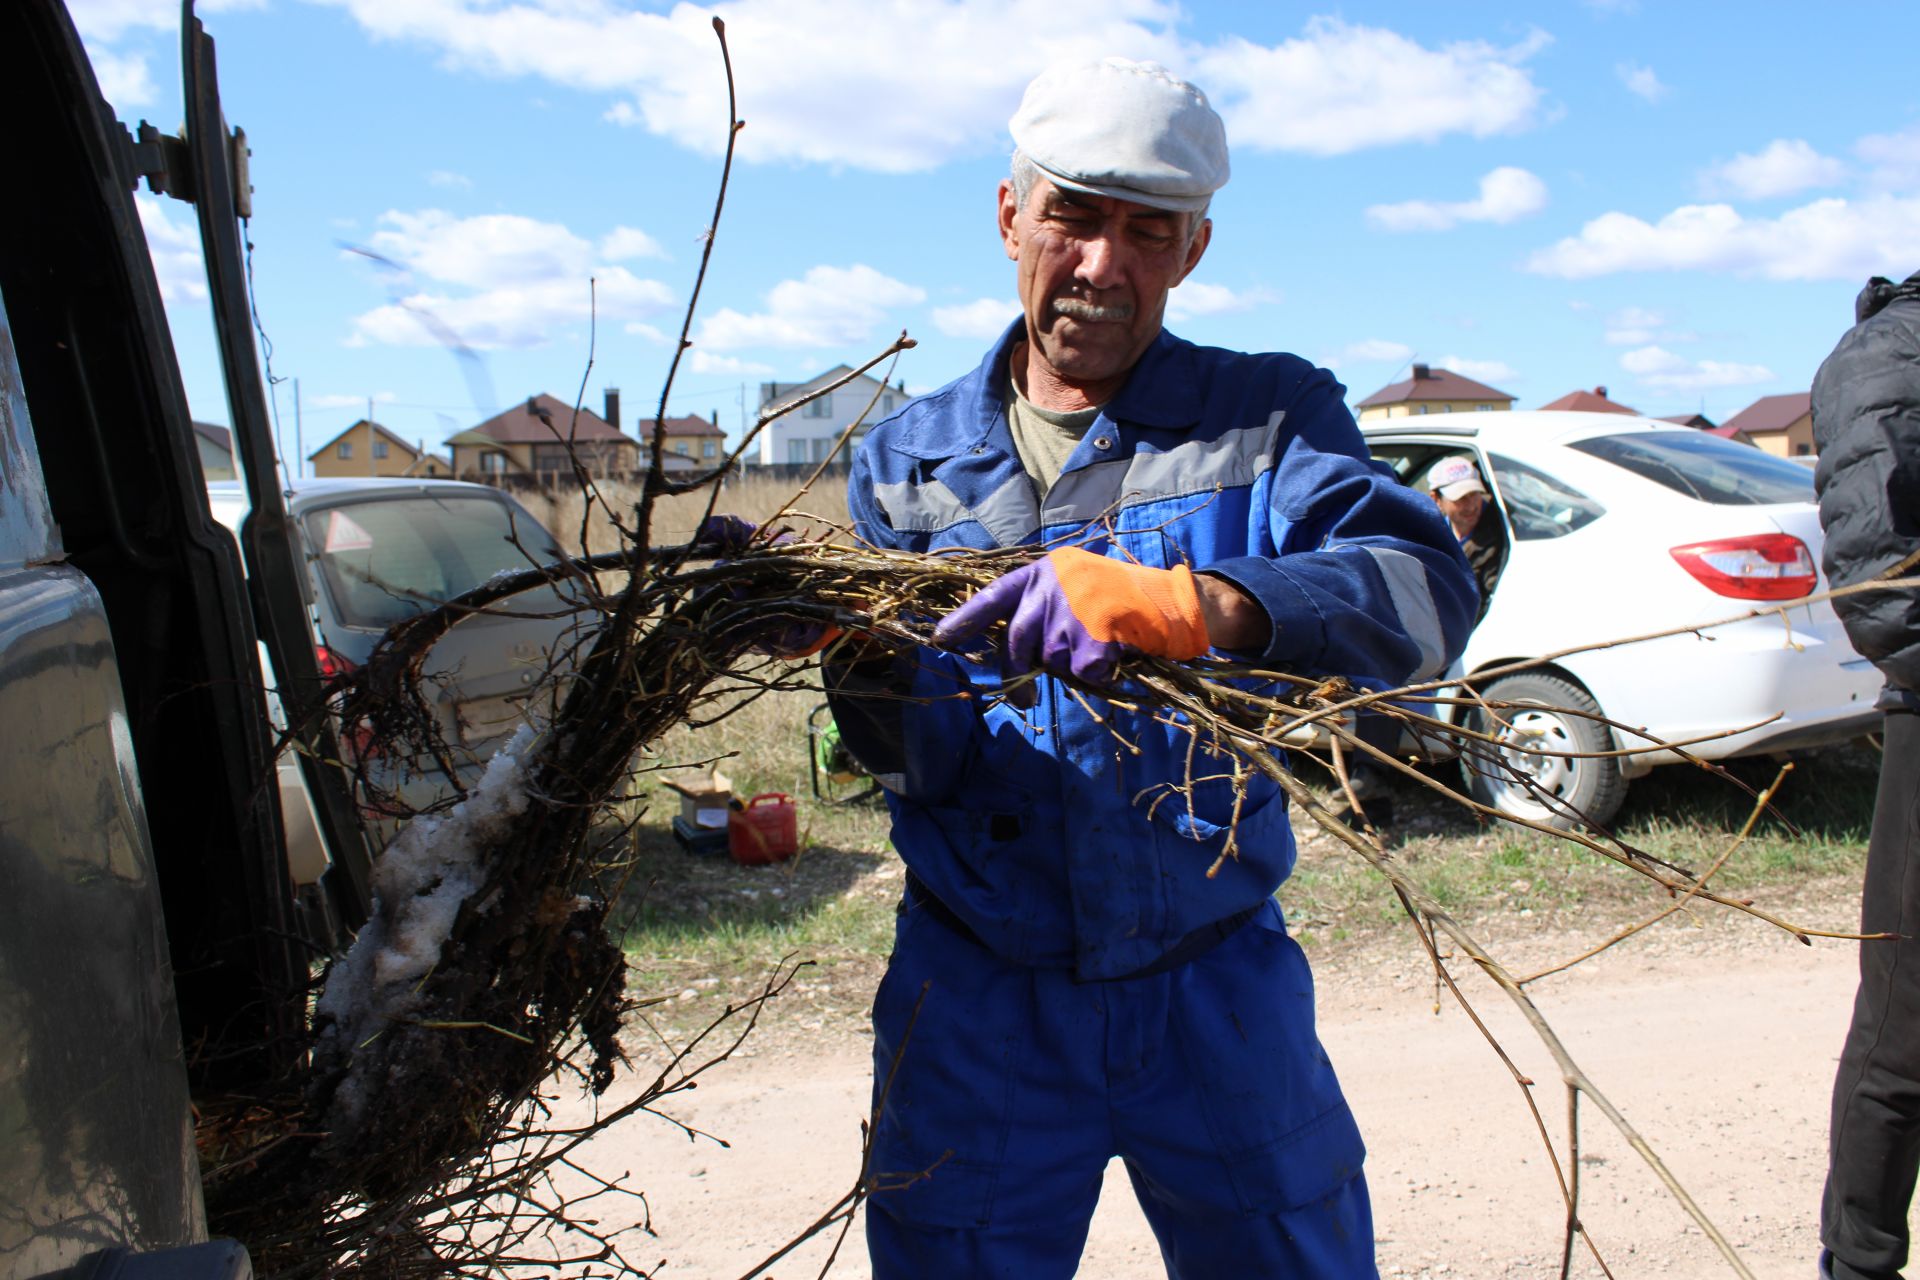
left=315, top=643, right=355, bottom=680
left=1669, top=533, right=1817, bottom=600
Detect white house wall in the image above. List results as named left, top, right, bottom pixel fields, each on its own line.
left=756, top=380, right=903, bottom=466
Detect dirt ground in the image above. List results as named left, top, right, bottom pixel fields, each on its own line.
left=577, top=873, right=1872, bottom=1280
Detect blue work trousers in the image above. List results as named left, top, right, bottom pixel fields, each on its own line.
left=866, top=895, right=1376, bottom=1278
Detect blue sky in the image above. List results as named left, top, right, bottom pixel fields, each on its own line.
left=69, top=0, right=1920, bottom=470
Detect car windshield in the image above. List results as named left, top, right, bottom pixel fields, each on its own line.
left=303, top=494, right=547, bottom=629
left=1570, top=431, right=1815, bottom=505
left=1486, top=452, right=1605, bottom=541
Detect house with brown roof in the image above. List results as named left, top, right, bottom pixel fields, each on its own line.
left=446, top=392, right=642, bottom=480
left=1540, top=386, right=1637, bottom=415
left=1721, top=392, right=1814, bottom=458
left=654, top=412, right=727, bottom=466
left=1355, top=363, right=1515, bottom=422
left=307, top=419, right=452, bottom=479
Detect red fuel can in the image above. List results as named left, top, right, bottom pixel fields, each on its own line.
left=729, top=793, right=798, bottom=865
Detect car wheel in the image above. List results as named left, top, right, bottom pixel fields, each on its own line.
left=1459, top=672, right=1627, bottom=831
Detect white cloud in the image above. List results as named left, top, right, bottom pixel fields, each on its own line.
left=90, top=50, right=157, bottom=107
left=1339, top=338, right=1414, bottom=364
left=1440, top=356, right=1517, bottom=384
left=322, top=3, right=1548, bottom=170
left=136, top=194, right=207, bottom=304
left=1366, top=167, right=1547, bottom=232
left=1699, top=139, right=1846, bottom=199
left=697, top=264, right=924, bottom=351
left=349, top=209, right=675, bottom=349
left=1616, top=61, right=1667, bottom=103
left=368, top=209, right=599, bottom=288
left=687, top=351, right=775, bottom=376
left=1165, top=281, right=1278, bottom=321
left=623, top=321, right=668, bottom=343
left=1526, top=195, right=1920, bottom=281
left=68, top=0, right=262, bottom=39
left=1858, top=124, right=1920, bottom=193
left=1197, top=20, right=1549, bottom=156
left=1603, top=305, right=1665, bottom=346
left=931, top=297, right=1021, bottom=340
left=67, top=0, right=179, bottom=40
left=1619, top=345, right=1772, bottom=393
left=353, top=269, right=673, bottom=350
left=599, top=226, right=668, bottom=261
left=426, top=169, right=473, bottom=189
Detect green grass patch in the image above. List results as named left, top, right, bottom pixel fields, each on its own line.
left=1280, top=742, right=1879, bottom=946
left=615, top=677, right=1880, bottom=1016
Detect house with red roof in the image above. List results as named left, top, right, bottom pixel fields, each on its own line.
left=1539, top=386, right=1637, bottom=415
left=1355, top=363, right=1514, bottom=422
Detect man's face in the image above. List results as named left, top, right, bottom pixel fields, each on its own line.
left=998, top=176, right=1211, bottom=391
left=1434, top=488, right=1486, bottom=529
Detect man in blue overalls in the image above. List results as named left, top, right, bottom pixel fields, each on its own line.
left=823, top=57, right=1478, bottom=1278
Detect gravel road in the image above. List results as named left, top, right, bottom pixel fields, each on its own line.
left=584, top=882, right=1869, bottom=1280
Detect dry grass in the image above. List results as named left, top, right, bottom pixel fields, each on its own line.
left=517, top=472, right=854, bottom=557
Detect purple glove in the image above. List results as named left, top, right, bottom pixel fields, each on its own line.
left=697, top=515, right=834, bottom=658
left=698, top=513, right=785, bottom=554
left=933, top=557, right=1123, bottom=683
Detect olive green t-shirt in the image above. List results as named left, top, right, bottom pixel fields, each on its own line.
left=1007, top=379, right=1103, bottom=500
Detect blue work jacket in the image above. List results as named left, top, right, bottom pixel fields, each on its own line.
left=833, top=323, right=1476, bottom=980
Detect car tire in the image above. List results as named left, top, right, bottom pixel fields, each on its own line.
left=1459, top=672, right=1628, bottom=832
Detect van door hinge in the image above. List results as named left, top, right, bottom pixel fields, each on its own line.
left=127, top=121, right=194, bottom=202
left=125, top=121, right=252, bottom=218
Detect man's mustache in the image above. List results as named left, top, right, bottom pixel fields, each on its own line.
left=1052, top=296, right=1135, bottom=323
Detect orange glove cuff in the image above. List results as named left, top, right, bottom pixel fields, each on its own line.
left=1047, top=548, right=1210, bottom=661
left=780, top=625, right=843, bottom=659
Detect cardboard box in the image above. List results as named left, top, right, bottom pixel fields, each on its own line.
left=663, top=769, right=732, bottom=830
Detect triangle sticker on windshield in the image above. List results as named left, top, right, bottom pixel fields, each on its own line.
left=323, top=508, right=375, bottom=553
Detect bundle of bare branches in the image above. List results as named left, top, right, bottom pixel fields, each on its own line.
left=203, top=505, right=1901, bottom=1278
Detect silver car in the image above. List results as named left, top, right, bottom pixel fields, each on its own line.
left=207, top=477, right=581, bottom=846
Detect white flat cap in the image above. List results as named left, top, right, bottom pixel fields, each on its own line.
left=1009, top=57, right=1228, bottom=213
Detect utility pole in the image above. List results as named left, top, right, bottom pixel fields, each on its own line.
left=293, top=376, right=303, bottom=481
left=368, top=396, right=376, bottom=477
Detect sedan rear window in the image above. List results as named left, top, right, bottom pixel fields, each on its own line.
left=303, top=495, right=548, bottom=629
left=1571, top=431, right=1815, bottom=505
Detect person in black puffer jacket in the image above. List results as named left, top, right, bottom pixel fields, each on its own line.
left=1817, top=269, right=1920, bottom=1280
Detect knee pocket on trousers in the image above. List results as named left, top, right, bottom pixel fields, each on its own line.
left=1171, top=910, right=1369, bottom=1216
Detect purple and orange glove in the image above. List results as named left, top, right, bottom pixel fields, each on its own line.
left=933, top=547, right=1211, bottom=683
left=697, top=515, right=840, bottom=658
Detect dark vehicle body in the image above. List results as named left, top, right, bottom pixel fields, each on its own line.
left=2, top=3, right=364, bottom=1276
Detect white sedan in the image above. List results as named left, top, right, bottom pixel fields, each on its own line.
left=1361, top=411, right=1881, bottom=829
